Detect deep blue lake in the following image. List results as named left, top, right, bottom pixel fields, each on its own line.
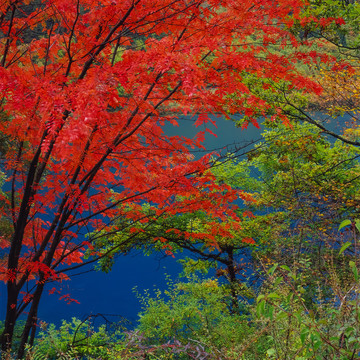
left=1, top=111, right=350, bottom=328
left=0, top=115, right=264, bottom=327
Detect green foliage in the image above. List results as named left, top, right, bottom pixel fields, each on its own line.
left=178, top=258, right=215, bottom=276
left=135, top=274, right=268, bottom=359
left=0, top=320, right=26, bottom=356
left=296, top=0, right=360, bottom=51
left=31, top=318, right=126, bottom=359
left=214, top=122, right=360, bottom=270
left=256, top=258, right=360, bottom=359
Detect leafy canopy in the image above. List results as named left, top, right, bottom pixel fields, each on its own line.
left=0, top=0, right=339, bottom=356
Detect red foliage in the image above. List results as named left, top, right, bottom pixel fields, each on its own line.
left=242, top=238, right=256, bottom=245
left=0, top=0, right=337, bottom=353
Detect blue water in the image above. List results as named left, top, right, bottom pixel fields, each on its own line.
left=1, top=115, right=264, bottom=327
left=2, top=111, right=350, bottom=327
left=37, top=252, right=184, bottom=326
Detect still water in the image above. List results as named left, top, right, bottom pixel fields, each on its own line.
left=1, top=115, right=263, bottom=326
left=1, top=111, right=347, bottom=326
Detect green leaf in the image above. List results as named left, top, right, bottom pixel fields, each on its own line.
left=256, top=300, right=266, bottom=316
left=267, top=292, right=280, bottom=299
left=268, top=263, right=278, bottom=276
left=339, top=219, right=352, bottom=230
left=266, top=348, right=276, bottom=357
left=300, top=328, right=309, bottom=345
left=280, top=265, right=291, bottom=272
left=276, top=312, right=288, bottom=321
left=350, top=261, right=359, bottom=282
left=339, top=241, right=352, bottom=255
left=295, top=312, right=302, bottom=323
left=356, top=219, right=360, bottom=232
left=268, top=305, right=274, bottom=320
left=273, top=277, right=282, bottom=287
left=313, top=340, right=321, bottom=351
left=348, top=336, right=357, bottom=343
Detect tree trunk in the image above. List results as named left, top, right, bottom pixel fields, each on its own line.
left=1, top=282, right=20, bottom=353
left=17, top=280, right=45, bottom=359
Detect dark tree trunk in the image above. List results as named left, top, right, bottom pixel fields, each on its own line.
left=1, top=282, right=20, bottom=353
left=17, top=279, right=45, bottom=359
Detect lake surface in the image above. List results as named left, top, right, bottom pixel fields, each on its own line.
left=1, top=111, right=349, bottom=327
left=0, top=115, right=264, bottom=327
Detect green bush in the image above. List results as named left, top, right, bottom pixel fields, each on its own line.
left=31, top=317, right=126, bottom=359
left=135, top=275, right=270, bottom=359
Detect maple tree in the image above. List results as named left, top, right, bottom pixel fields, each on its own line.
left=0, top=0, right=340, bottom=357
